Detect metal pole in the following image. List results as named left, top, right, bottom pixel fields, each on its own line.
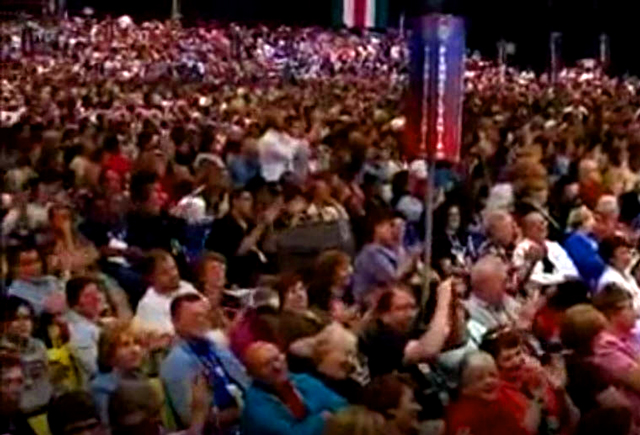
left=422, top=156, right=436, bottom=308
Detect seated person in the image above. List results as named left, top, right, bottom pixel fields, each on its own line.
left=90, top=322, right=145, bottom=424
left=0, top=297, right=52, bottom=415
left=108, top=378, right=210, bottom=435
left=290, top=323, right=363, bottom=402
left=47, top=391, right=104, bottom=435
left=7, top=244, right=63, bottom=315
left=134, top=250, right=199, bottom=336
left=445, top=351, right=529, bottom=435
left=161, top=294, right=249, bottom=432
left=480, top=328, right=576, bottom=434
left=66, top=277, right=104, bottom=387
left=241, top=341, right=347, bottom=435
left=0, top=350, right=36, bottom=435
left=362, top=373, right=423, bottom=435
left=324, top=406, right=387, bottom=435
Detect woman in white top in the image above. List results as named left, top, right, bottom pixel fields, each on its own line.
left=597, top=235, right=640, bottom=310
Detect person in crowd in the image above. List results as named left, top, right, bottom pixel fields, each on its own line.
left=161, top=293, right=249, bottom=432
left=108, top=377, right=210, bottom=435
left=464, top=256, right=525, bottom=340
left=323, top=406, right=386, bottom=435
left=66, top=276, right=104, bottom=386
left=291, top=322, right=363, bottom=402
left=477, top=210, right=518, bottom=263
left=205, top=188, right=281, bottom=287
left=46, top=203, right=100, bottom=278
left=446, top=351, right=528, bottom=435
left=590, top=285, right=640, bottom=417
left=480, top=328, right=577, bottom=434
left=90, top=322, right=145, bottom=424
left=126, top=171, right=176, bottom=252
left=432, top=202, right=475, bottom=278
left=560, top=304, right=629, bottom=417
left=274, top=272, right=328, bottom=349
left=47, top=391, right=105, bottom=435
left=195, top=252, right=230, bottom=331
left=0, top=351, right=37, bottom=435
left=241, top=340, right=347, bottom=435
left=359, top=281, right=452, bottom=419
left=134, top=249, right=199, bottom=335
left=7, top=244, right=63, bottom=315
left=512, top=211, right=579, bottom=288
left=0, top=297, right=52, bottom=415
left=563, top=206, right=606, bottom=289
left=593, top=194, right=627, bottom=241
left=361, top=373, right=423, bottom=435
left=352, top=210, right=416, bottom=307
left=597, top=236, right=640, bottom=308
left=305, top=250, right=356, bottom=326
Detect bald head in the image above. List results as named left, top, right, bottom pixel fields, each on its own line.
left=244, top=341, right=288, bottom=385
left=471, top=256, right=508, bottom=304
left=483, top=210, right=516, bottom=247
left=595, top=195, right=619, bottom=221
left=521, top=211, right=548, bottom=243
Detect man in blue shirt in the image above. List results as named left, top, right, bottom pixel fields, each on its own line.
left=161, top=293, right=249, bottom=434
left=352, top=210, right=417, bottom=308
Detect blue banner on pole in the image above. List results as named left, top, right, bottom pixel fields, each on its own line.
left=404, top=14, right=465, bottom=162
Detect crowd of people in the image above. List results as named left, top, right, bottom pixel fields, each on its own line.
left=3, top=13, right=640, bottom=435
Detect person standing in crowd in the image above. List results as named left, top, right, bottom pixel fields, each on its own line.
left=590, top=285, right=640, bottom=419
left=563, top=206, right=606, bottom=289
left=352, top=210, right=416, bottom=307
left=161, top=293, right=249, bottom=432
left=0, top=297, right=52, bottom=415
left=134, top=250, right=199, bottom=335
left=512, top=211, right=579, bottom=288
left=205, top=188, right=281, bottom=287
left=597, top=236, right=640, bottom=309
left=241, top=341, right=347, bottom=435
left=477, top=210, right=518, bottom=263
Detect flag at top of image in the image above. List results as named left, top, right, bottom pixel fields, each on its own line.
left=333, top=0, right=389, bottom=28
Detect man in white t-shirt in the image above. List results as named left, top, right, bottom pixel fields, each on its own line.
left=513, top=211, right=579, bottom=287
left=134, top=250, right=198, bottom=335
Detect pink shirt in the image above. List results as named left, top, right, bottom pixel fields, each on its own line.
left=592, top=331, right=640, bottom=427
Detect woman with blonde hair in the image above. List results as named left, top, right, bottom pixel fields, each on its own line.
left=90, top=322, right=146, bottom=424
left=324, top=406, right=386, bottom=435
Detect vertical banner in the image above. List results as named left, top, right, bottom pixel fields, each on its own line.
left=550, top=32, right=562, bottom=84
left=599, top=33, right=610, bottom=70
left=403, top=14, right=465, bottom=162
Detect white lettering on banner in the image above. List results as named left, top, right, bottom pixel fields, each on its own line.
left=420, top=45, right=430, bottom=155
left=436, top=44, right=446, bottom=156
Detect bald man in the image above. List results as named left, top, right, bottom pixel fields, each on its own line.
left=513, top=211, right=579, bottom=287
left=241, top=342, right=346, bottom=435
left=465, top=256, right=522, bottom=342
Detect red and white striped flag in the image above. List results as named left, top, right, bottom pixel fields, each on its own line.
left=332, top=0, right=389, bottom=29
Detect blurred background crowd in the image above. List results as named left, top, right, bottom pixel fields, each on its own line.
left=3, top=14, right=640, bottom=435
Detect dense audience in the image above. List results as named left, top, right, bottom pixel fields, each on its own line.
left=4, top=12, right=640, bottom=435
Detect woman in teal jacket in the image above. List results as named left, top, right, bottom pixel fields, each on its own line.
left=241, top=342, right=347, bottom=435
